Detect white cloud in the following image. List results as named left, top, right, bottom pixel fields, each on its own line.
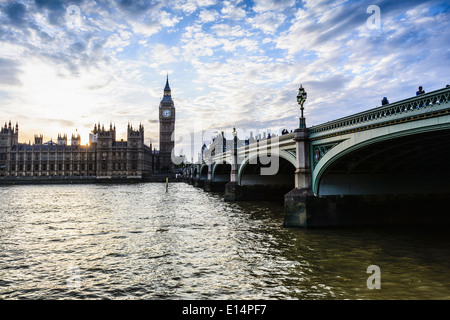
left=221, top=1, right=246, bottom=20
left=211, top=24, right=246, bottom=37
left=252, top=0, right=296, bottom=13
left=149, top=44, right=180, bottom=67
left=181, top=24, right=223, bottom=57
left=160, top=11, right=181, bottom=27
left=247, top=11, right=286, bottom=34
left=198, top=9, right=218, bottom=23
left=196, top=0, right=218, bottom=6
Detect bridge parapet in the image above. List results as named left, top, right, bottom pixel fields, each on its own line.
left=208, top=132, right=295, bottom=166
left=309, top=87, right=450, bottom=139
left=236, top=132, right=295, bottom=155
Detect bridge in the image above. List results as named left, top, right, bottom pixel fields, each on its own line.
left=183, top=86, right=450, bottom=227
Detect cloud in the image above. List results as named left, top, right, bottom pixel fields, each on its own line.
left=211, top=23, right=246, bottom=37
left=221, top=1, right=246, bottom=20
left=4, top=2, right=27, bottom=26
left=247, top=11, right=286, bottom=34
left=0, top=58, right=22, bottom=85
left=252, top=0, right=295, bottom=13
left=148, top=44, right=180, bottom=67
left=198, top=9, right=218, bottom=23
left=115, top=0, right=162, bottom=16
left=34, top=0, right=75, bottom=26
left=0, top=0, right=448, bottom=160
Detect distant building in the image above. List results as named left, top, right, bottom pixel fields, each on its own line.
left=0, top=121, right=156, bottom=180
left=0, top=78, right=178, bottom=181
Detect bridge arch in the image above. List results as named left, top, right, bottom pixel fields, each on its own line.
left=200, top=164, right=208, bottom=180
left=193, top=166, right=198, bottom=179
left=212, top=160, right=231, bottom=182
left=313, top=124, right=450, bottom=196
left=238, top=151, right=296, bottom=186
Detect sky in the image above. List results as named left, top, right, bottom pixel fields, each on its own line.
left=0, top=0, right=449, bottom=161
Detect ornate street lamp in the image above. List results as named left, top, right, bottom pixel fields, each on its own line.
left=297, top=84, right=307, bottom=128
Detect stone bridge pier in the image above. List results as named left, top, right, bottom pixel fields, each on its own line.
left=285, top=86, right=450, bottom=227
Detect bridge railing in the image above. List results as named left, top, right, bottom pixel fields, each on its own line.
left=236, top=132, right=295, bottom=153
left=207, top=131, right=295, bottom=163
left=309, top=87, right=450, bottom=137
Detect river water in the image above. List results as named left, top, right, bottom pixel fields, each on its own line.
left=0, top=183, right=449, bottom=300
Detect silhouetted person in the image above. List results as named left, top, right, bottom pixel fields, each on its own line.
left=381, top=97, right=389, bottom=105
left=416, top=86, right=425, bottom=95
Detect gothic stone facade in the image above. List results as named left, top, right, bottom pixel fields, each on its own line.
left=0, top=121, right=156, bottom=180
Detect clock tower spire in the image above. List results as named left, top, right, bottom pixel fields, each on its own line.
left=164, top=74, right=170, bottom=92
left=159, top=75, right=175, bottom=174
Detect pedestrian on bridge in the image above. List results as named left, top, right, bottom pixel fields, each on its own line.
left=416, top=86, right=425, bottom=95
left=381, top=97, right=389, bottom=105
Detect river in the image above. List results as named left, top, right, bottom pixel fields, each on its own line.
left=0, top=183, right=449, bottom=299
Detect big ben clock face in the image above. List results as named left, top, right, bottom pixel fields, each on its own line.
left=162, top=109, right=171, bottom=118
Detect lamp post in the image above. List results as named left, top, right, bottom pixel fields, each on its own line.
left=229, top=126, right=238, bottom=184
left=232, top=126, right=237, bottom=150
left=284, top=84, right=314, bottom=228
left=297, top=84, right=307, bottom=129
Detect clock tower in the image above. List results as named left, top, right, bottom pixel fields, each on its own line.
left=159, top=75, right=175, bottom=173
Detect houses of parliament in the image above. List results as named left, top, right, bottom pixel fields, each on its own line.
left=0, top=78, right=176, bottom=181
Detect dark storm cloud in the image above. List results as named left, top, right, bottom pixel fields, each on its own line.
left=116, top=0, right=163, bottom=15
left=377, top=0, right=440, bottom=14
left=34, top=0, right=84, bottom=26
left=4, top=2, right=27, bottom=26
left=35, top=0, right=66, bottom=26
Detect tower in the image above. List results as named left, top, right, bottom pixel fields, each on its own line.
left=159, top=75, right=175, bottom=173
left=57, top=134, right=67, bottom=145
left=71, top=133, right=81, bottom=146
left=127, top=123, right=144, bottom=176
left=34, top=135, right=43, bottom=145
left=96, top=123, right=116, bottom=176
left=0, top=121, right=18, bottom=148
left=0, top=121, right=18, bottom=176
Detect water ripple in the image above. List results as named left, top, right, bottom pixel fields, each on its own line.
left=1, top=183, right=450, bottom=299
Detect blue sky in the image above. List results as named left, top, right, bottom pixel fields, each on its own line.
left=0, top=0, right=449, bottom=160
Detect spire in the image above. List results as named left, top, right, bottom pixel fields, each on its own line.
left=162, top=74, right=173, bottom=104
left=164, top=74, right=171, bottom=92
